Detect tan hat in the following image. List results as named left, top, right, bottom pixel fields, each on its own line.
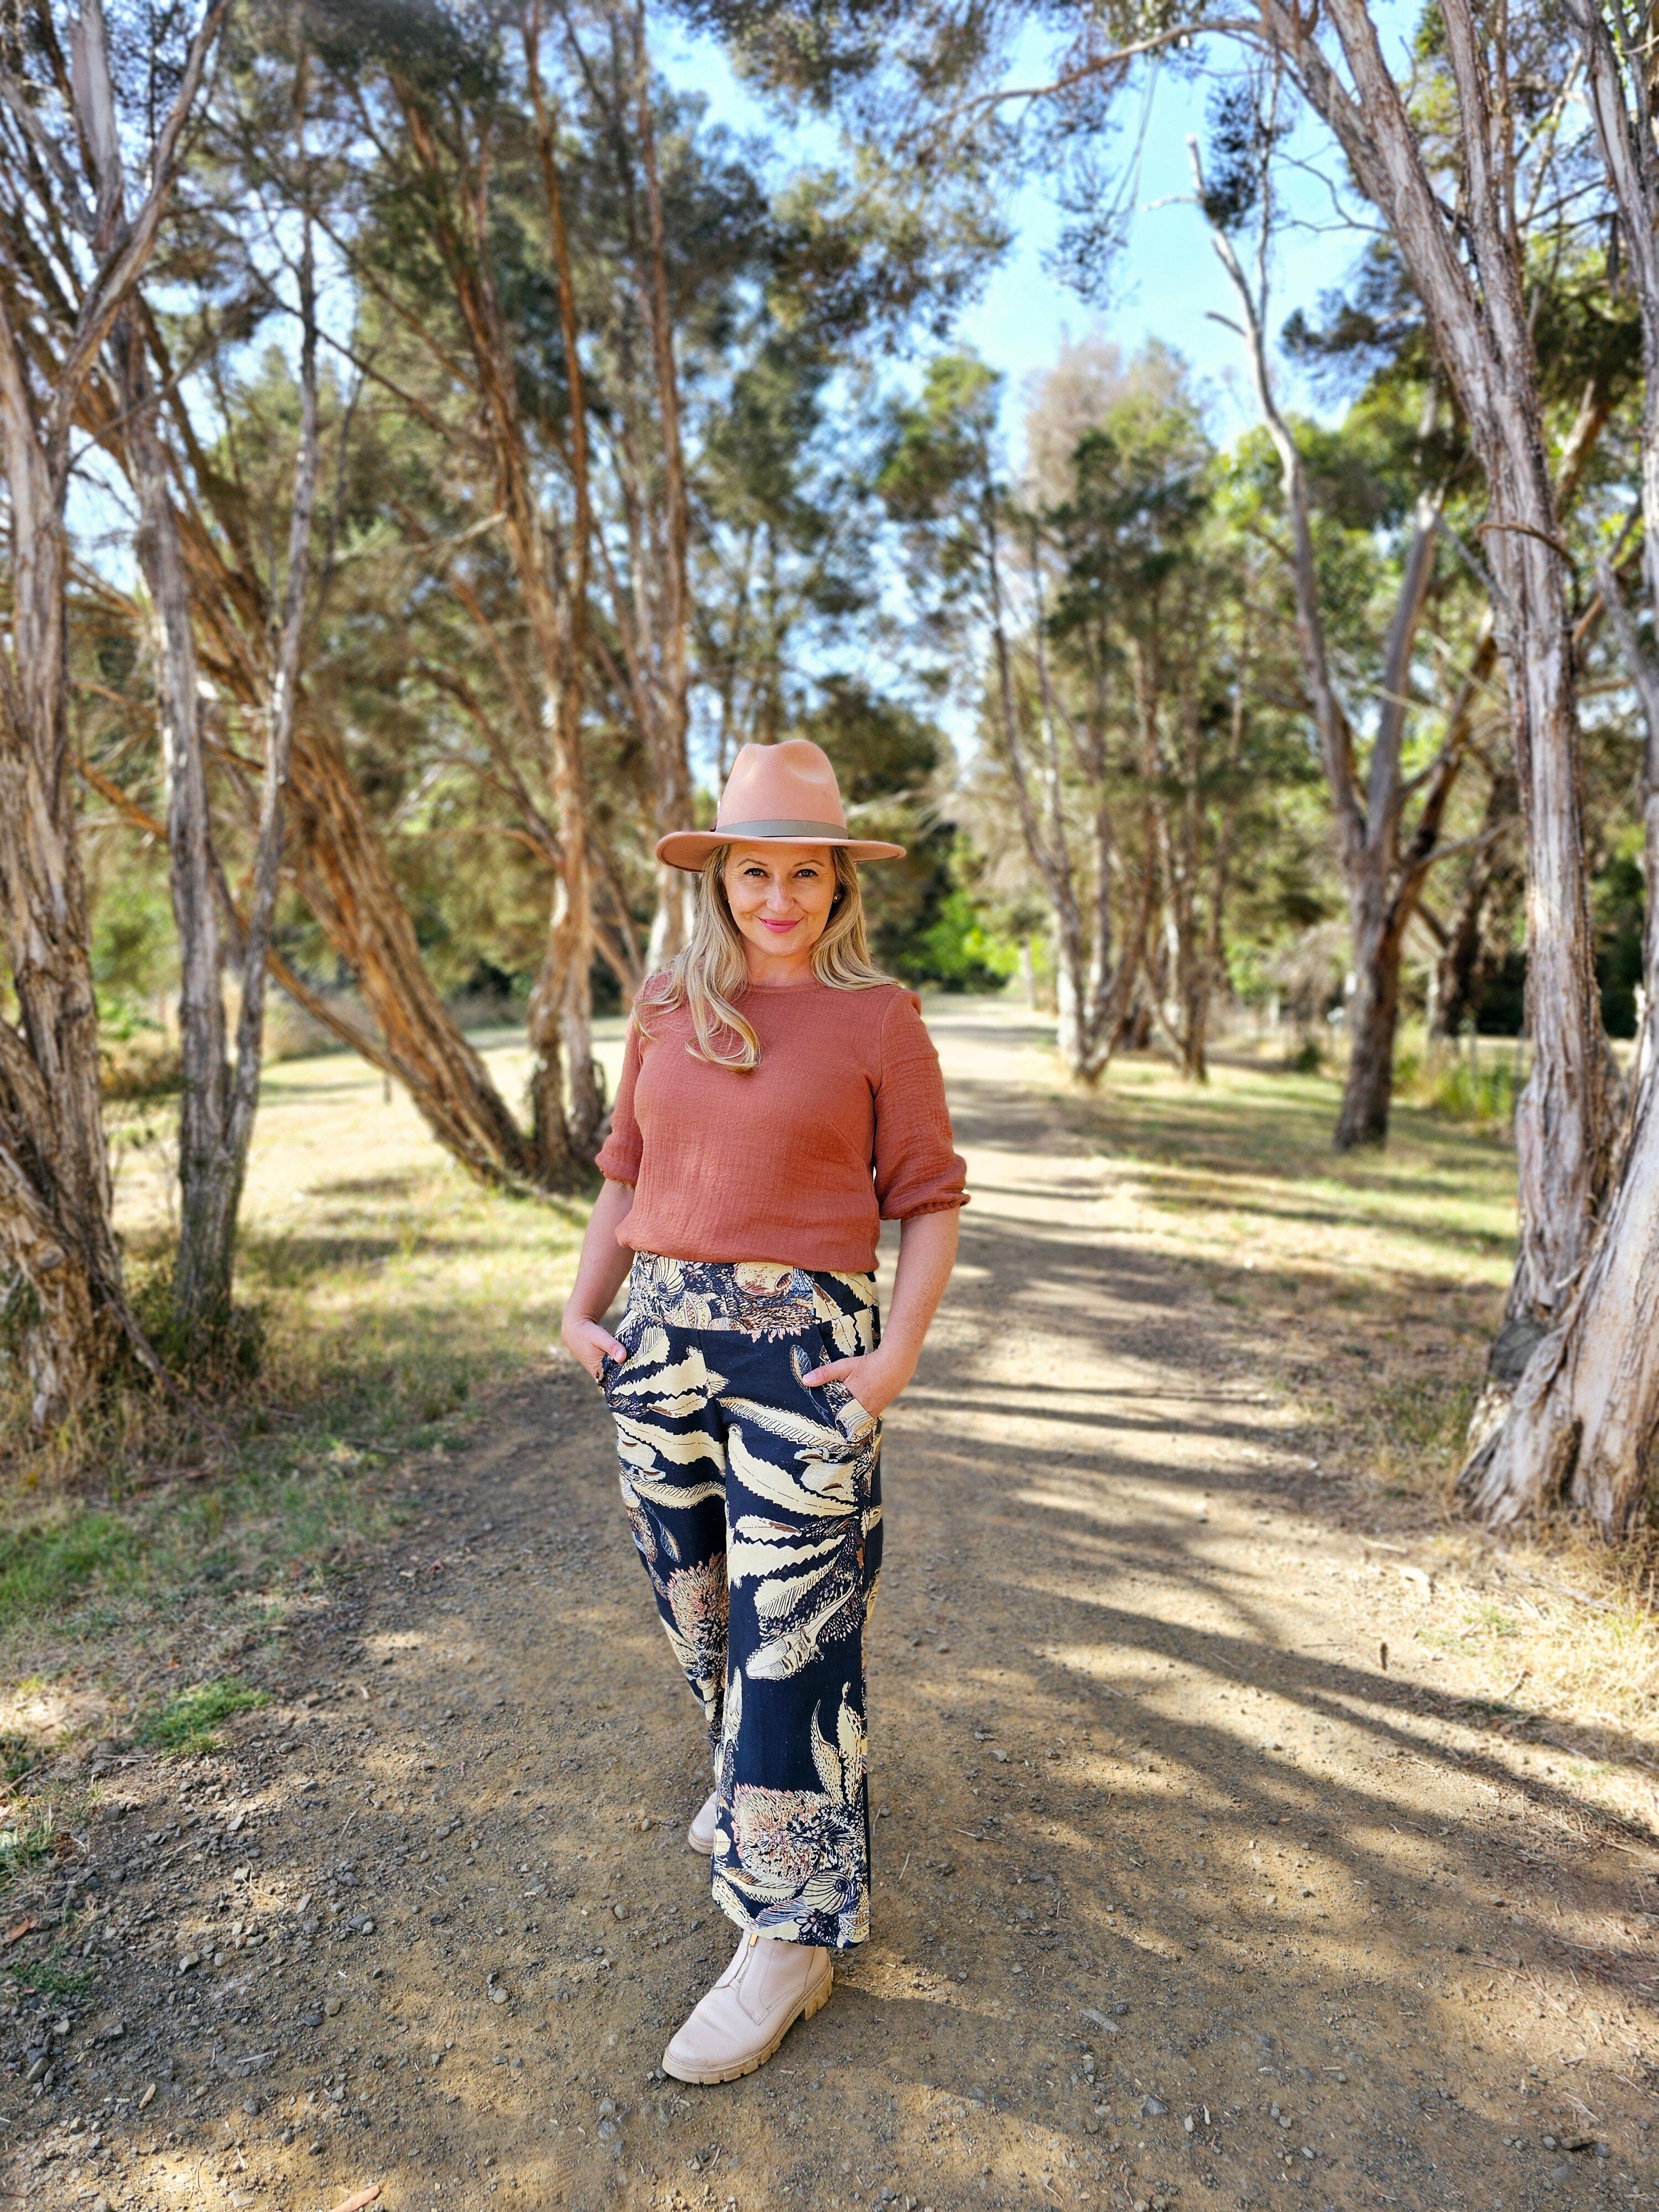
left=655, top=738, right=906, bottom=870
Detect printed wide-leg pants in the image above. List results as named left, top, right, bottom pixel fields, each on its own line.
left=602, top=1253, right=883, bottom=1949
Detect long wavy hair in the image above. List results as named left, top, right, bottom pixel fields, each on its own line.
left=635, top=844, right=891, bottom=1068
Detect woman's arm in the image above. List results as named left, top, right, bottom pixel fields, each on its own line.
left=800, top=1206, right=959, bottom=1416
left=560, top=1178, right=637, bottom=1380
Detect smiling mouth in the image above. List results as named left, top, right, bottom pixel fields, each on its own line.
left=760, top=917, right=800, bottom=932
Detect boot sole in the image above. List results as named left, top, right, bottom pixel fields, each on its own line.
left=661, top=1966, right=832, bottom=2085
left=687, top=1830, right=716, bottom=1856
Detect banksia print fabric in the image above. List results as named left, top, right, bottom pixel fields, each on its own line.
left=603, top=1255, right=883, bottom=1948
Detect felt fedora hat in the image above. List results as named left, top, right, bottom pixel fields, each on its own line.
left=655, top=738, right=906, bottom=870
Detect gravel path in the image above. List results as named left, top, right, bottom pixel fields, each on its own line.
left=7, top=999, right=1659, bottom=2212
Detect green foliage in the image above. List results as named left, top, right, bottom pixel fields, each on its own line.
left=899, top=887, right=1018, bottom=992
left=1594, top=828, right=1646, bottom=1041
left=0, top=1814, right=57, bottom=1887
left=1425, top=1048, right=1531, bottom=1124
left=0, top=1515, right=136, bottom=1632
left=1288, top=1035, right=1325, bottom=1076
left=878, top=354, right=1000, bottom=525
left=3, top=1950, right=90, bottom=1996
left=794, top=676, right=968, bottom=979
left=135, top=1677, right=268, bottom=1757
left=88, top=860, right=175, bottom=1028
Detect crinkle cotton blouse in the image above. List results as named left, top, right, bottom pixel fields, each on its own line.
left=593, top=979, right=968, bottom=1275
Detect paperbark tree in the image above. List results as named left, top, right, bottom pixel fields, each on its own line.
left=0, top=0, right=226, bottom=1423
left=707, top=0, right=1610, bottom=1322
left=392, top=66, right=599, bottom=1178
left=141, top=331, right=549, bottom=1193
left=998, top=494, right=1145, bottom=1079
left=1198, top=133, right=1475, bottom=1147
left=107, top=35, right=325, bottom=1342
left=1251, top=0, right=1608, bottom=1317
left=116, top=176, right=320, bottom=1342
left=878, top=357, right=1144, bottom=1079
left=1459, top=0, right=1659, bottom=1532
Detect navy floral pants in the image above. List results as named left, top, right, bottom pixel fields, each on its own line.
left=602, top=1253, right=883, bottom=1949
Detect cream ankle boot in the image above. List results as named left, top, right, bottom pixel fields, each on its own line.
left=662, top=1927, right=832, bottom=2084
left=687, top=1789, right=719, bottom=1855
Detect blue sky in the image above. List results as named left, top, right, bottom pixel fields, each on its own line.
left=659, top=25, right=1375, bottom=458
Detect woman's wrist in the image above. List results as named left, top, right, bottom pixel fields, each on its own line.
left=874, top=1337, right=921, bottom=1381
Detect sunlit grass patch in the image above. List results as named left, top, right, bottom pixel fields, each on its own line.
left=1465, top=1600, right=1521, bottom=1639
left=1358, top=1371, right=1481, bottom=1501
left=2, top=1944, right=90, bottom=1997
left=0, top=1512, right=137, bottom=1631
left=0, top=1799, right=62, bottom=1891
left=135, top=1676, right=267, bottom=1756
left=0, top=1029, right=596, bottom=1655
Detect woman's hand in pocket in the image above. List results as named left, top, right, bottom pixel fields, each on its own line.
left=800, top=1345, right=912, bottom=1419
left=562, top=1310, right=627, bottom=1384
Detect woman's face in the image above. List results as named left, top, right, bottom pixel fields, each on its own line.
left=722, top=843, right=838, bottom=968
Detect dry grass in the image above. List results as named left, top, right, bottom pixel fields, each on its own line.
left=1025, top=1036, right=1659, bottom=1819
left=0, top=1019, right=631, bottom=1760
left=4, top=1007, right=1659, bottom=1817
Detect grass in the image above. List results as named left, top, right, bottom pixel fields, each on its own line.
left=1034, top=1042, right=1519, bottom=1525
left=0, top=1512, right=137, bottom=1631
left=1003, top=1013, right=1659, bottom=1817
left=135, top=1676, right=267, bottom=1756
left=1396, top=1035, right=1528, bottom=1130
left=3, top=1001, right=1657, bottom=1819
left=0, top=1798, right=65, bottom=1895
left=2, top=1949, right=89, bottom=1999
left=0, top=1021, right=615, bottom=1771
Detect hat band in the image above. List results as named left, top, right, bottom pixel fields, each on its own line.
left=712, top=816, right=849, bottom=841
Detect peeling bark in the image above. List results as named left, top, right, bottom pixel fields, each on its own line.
left=1259, top=0, right=1609, bottom=1305
left=1462, top=0, right=1659, bottom=1530
left=147, top=334, right=542, bottom=1193
left=395, top=71, right=595, bottom=1181
left=1201, top=149, right=1467, bottom=1151
left=0, top=0, right=226, bottom=1422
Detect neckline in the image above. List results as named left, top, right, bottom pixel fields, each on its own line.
left=742, top=975, right=828, bottom=994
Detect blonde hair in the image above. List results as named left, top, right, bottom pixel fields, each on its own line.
left=635, top=845, right=891, bottom=1068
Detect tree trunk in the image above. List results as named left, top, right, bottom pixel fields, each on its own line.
left=1336, top=894, right=1406, bottom=1149
left=634, top=7, right=696, bottom=973
left=282, top=723, right=545, bottom=1185
left=207, top=201, right=322, bottom=1332
left=1201, top=154, right=1451, bottom=1151
left=1265, top=0, right=1608, bottom=1308
left=1460, top=1048, right=1659, bottom=1534
left=0, top=1, right=227, bottom=1422
left=396, top=81, right=595, bottom=1180
left=114, top=310, right=232, bottom=1336
left=152, top=324, right=549, bottom=1194
left=0, top=306, right=123, bottom=1419
left=1459, top=0, right=1659, bottom=1526
left=985, top=493, right=1120, bottom=1081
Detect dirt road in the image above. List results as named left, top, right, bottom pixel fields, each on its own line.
left=8, top=999, right=1659, bottom=2212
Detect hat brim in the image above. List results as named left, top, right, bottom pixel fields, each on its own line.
left=655, top=830, right=907, bottom=870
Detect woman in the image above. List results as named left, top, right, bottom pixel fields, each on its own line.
left=560, top=737, right=966, bottom=2085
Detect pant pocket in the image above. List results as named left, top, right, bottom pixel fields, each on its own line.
left=836, top=1392, right=878, bottom=1441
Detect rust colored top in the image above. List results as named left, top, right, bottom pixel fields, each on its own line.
left=594, top=979, right=969, bottom=1274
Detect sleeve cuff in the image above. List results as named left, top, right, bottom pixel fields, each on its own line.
left=880, top=1193, right=970, bottom=1222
